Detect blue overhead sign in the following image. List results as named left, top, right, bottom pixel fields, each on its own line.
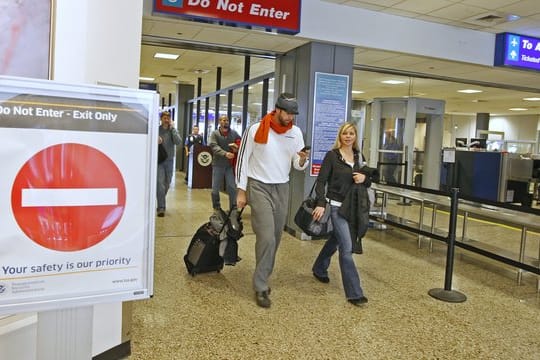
left=494, top=33, right=540, bottom=72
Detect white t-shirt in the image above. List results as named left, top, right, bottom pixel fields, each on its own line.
left=236, top=122, right=308, bottom=190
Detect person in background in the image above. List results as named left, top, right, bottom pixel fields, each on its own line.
left=156, top=110, right=182, bottom=217
left=235, top=93, right=309, bottom=308
left=311, top=122, right=372, bottom=306
left=184, top=125, right=205, bottom=183
left=209, top=115, right=241, bottom=213
left=382, top=133, right=400, bottom=183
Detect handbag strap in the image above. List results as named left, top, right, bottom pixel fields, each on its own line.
left=308, top=181, right=317, bottom=198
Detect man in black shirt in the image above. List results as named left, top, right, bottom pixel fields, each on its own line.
left=184, top=125, right=204, bottom=183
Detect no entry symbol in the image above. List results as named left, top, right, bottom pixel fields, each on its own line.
left=11, top=143, right=126, bottom=251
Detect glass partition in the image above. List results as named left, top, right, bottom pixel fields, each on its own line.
left=186, top=72, right=274, bottom=139
left=207, top=96, right=216, bottom=141
left=231, top=88, right=244, bottom=133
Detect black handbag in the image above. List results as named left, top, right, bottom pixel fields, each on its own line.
left=294, top=183, right=333, bottom=237
left=158, top=143, right=168, bottom=164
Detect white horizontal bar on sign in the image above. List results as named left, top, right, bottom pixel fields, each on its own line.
left=21, top=188, right=118, bottom=207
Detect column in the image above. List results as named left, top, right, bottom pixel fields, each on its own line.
left=476, top=113, right=490, bottom=138
left=275, top=42, right=354, bottom=236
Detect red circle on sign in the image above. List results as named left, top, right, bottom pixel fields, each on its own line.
left=11, top=143, right=126, bottom=251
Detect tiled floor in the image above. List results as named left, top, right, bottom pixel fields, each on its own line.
left=128, top=174, right=539, bottom=359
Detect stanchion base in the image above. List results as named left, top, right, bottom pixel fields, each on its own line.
left=428, top=288, right=467, bottom=303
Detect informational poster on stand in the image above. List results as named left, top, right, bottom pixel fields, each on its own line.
left=0, top=77, right=158, bottom=314
left=309, top=72, right=349, bottom=176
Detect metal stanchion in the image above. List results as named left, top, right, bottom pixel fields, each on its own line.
left=428, top=188, right=467, bottom=303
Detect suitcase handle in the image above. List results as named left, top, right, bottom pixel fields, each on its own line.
left=218, top=208, right=244, bottom=235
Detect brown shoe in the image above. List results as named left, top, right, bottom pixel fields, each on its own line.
left=255, top=291, right=271, bottom=308
left=348, top=297, right=368, bottom=306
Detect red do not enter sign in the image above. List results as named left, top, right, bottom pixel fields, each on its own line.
left=11, top=143, right=126, bottom=251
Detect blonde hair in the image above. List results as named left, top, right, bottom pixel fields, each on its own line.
left=332, top=122, right=359, bottom=151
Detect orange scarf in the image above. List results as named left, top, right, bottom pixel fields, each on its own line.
left=254, top=110, right=293, bottom=144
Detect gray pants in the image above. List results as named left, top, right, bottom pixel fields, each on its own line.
left=247, top=178, right=289, bottom=292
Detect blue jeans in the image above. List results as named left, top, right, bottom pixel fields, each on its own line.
left=157, top=159, right=174, bottom=211
left=211, top=165, right=237, bottom=211
left=312, top=205, right=364, bottom=300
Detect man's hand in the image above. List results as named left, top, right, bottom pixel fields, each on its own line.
left=298, top=148, right=310, bottom=166
left=229, top=143, right=239, bottom=153
left=236, top=189, right=247, bottom=209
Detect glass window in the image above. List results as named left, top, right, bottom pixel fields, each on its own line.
left=231, top=88, right=244, bottom=133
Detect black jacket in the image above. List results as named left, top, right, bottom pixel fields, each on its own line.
left=315, top=149, right=373, bottom=207
left=315, top=149, right=379, bottom=252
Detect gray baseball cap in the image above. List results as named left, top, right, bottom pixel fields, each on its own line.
left=275, top=93, right=299, bottom=114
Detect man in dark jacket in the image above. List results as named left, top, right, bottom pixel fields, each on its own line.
left=209, top=115, right=241, bottom=212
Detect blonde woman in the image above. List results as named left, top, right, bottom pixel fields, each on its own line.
left=311, top=122, right=374, bottom=306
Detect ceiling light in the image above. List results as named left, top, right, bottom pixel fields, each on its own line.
left=381, top=80, right=405, bottom=85
left=507, top=14, right=521, bottom=22
left=192, top=69, right=210, bottom=74
left=154, top=52, right=179, bottom=60
left=139, top=76, right=155, bottom=81
left=523, top=97, right=540, bottom=101
left=352, top=90, right=365, bottom=94
left=509, top=108, right=527, bottom=111
left=458, top=89, right=483, bottom=94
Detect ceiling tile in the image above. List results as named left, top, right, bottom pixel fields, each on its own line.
left=193, top=28, right=247, bottom=45
left=354, top=49, right=400, bottom=63
left=143, top=18, right=204, bottom=39
left=460, top=0, right=522, bottom=11
left=415, top=14, right=454, bottom=24
left=499, top=0, right=540, bottom=17
left=233, top=33, right=305, bottom=53
left=392, top=0, right=455, bottom=14
left=342, top=2, right=385, bottom=11
left=492, top=18, right=540, bottom=33
left=429, top=3, right=488, bottom=21
left=373, top=55, right=431, bottom=68
left=446, top=20, right=487, bottom=30
left=383, top=8, right=423, bottom=18
left=343, top=0, right=403, bottom=7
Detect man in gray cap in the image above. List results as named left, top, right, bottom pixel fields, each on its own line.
left=235, top=92, right=310, bottom=308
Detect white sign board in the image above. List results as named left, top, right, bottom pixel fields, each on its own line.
left=0, top=76, right=158, bottom=314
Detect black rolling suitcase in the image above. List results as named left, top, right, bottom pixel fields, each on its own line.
left=184, top=222, right=224, bottom=276
left=184, top=209, right=243, bottom=276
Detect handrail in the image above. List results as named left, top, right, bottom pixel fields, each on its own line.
left=370, top=183, right=540, bottom=280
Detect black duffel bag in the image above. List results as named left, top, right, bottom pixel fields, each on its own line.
left=294, top=183, right=333, bottom=237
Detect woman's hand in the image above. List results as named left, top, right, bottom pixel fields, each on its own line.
left=312, top=206, right=326, bottom=221
left=352, top=172, right=366, bottom=184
